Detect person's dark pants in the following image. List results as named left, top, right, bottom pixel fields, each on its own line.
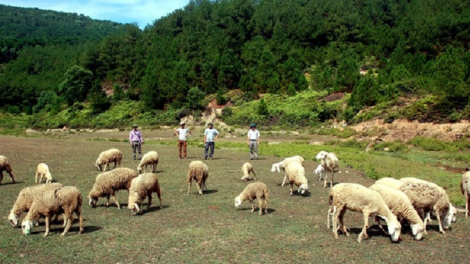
left=178, top=140, right=187, bottom=158
left=204, top=142, right=215, bottom=159
left=249, top=140, right=258, bottom=159
left=132, top=141, right=141, bottom=159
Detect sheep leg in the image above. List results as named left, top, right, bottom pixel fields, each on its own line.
left=0, top=172, right=3, bottom=184
left=105, top=195, right=111, bottom=207
left=152, top=164, right=156, bottom=173
left=436, top=209, right=446, bottom=234
left=187, top=181, right=192, bottom=194
left=323, top=173, right=328, bottom=188
left=44, top=216, right=51, bottom=237
left=338, top=209, right=349, bottom=236
left=111, top=195, right=121, bottom=209
left=35, top=171, right=39, bottom=183
left=257, top=198, right=263, bottom=215
left=146, top=195, right=152, bottom=212
left=77, top=209, right=84, bottom=234
left=61, top=213, right=73, bottom=237
left=289, top=183, right=294, bottom=196
left=155, top=187, right=162, bottom=209
left=252, top=170, right=257, bottom=181
left=466, top=192, right=469, bottom=219
left=375, top=216, right=388, bottom=235
left=330, top=172, right=334, bottom=188
left=358, top=212, right=370, bottom=243
left=281, top=175, right=287, bottom=186
left=197, top=182, right=203, bottom=195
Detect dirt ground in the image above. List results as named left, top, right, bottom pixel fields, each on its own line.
left=1, top=132, right=470, bottom=263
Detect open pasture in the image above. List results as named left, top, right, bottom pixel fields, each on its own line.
left=0, top=132, right=469, bottom=263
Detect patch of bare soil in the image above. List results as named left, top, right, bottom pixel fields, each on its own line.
left=350, top=119, right=470, bottom=142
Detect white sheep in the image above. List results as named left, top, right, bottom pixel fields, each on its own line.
left=21, top=186, right=84, bottom=237
left=35, top=163, right=53, bottom=184
left=88, top=167, right=138, bottom=209
left=137, top=151, right=159, bottom=174
left=187, top=161, right=209, bottom=195
left=95, top=148, right=123, bottom=171
left=284, top=162, right=309, bottom=196
left=270, top=155, right=305, bottom=186
left=399, top=182, right=454, bottom=234
left=461, top=171, right=470, bottom=218
left=8, top=183, right=63, bottom=227
left=128, top=173, right=162, bottom=215
left=315, top=151, right=339, bottom=188
left=369, top=183, right=425, bottom=240
left=240, top=162, right=256, bottom=181
left=314, top=164, right=326, bottom=182
left=327, top=183, right=401, bottom=243
left=400, top=177, right=457, bottom=225
left=375, top=177, right=403, bottom=190
left=0, top=155, right=16, bottom=184
left=234, top=182, right=269, bottom=215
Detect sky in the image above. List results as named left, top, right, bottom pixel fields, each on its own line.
left=2, top=0, right=190, bottom=29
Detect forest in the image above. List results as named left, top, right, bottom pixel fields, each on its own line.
left=1, top=0, right=470, bottom=128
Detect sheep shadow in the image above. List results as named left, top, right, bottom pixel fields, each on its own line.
left=146, top=204, right=170, bottom=213
left=343, top=226, right=390, bottom=240
left=237, top=208, right=275, bottom=214
left=202, top=189, right=218, bottom=195
left=0, top=181, right=22, bottom=186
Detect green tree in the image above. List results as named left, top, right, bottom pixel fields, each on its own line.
left=58, top=65, right=93, bottom=105
left=187, top=86, right=205, bottom=110
left=258, top=98, right=269, bottom=116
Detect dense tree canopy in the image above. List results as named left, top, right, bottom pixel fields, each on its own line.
left=1, top=0, right=470, bottom=125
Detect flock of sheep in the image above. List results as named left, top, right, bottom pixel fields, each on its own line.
left=1, top=146, right=469, bottom=243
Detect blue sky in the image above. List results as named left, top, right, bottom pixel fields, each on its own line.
left=2, top=0, right=190, bottom=29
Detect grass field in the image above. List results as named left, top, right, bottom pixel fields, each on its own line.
left=0, top=131, right=469, bottom=263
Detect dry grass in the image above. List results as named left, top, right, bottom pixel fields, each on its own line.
left=0, top=132, right=469, bottom=263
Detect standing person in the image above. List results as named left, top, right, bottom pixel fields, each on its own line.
left=247, top=123, right=260, bottom=160
left=175, top=121, right=191, bottom=159
left=203, top=122, right=219, bottom=160
left=129, top=124, right=143, bottom=160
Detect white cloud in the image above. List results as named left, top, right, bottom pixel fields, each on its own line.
left=1, top=0, right=189, bottom=28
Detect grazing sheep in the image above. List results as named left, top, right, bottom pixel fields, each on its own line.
left=35, top=163, right=53, bottom=184
left=95, top=148, right=123, bottom=171
left=234, top=182, right=269, bottom=215
left=88, top=167, right=138, bottom=209
left=315, top=151, right=339, bottom=188
left=461, top=172, right=470, bottom=218
left=284, top=162, right=309, bottom=196
left=270, top=155, right=305, bottom=186
left=8, top=183, right=63, bottom=227
left=21, top=186, right=84, bottom=237
left=240, top=162, right=256, bottom=181
left=128, top=173, right=162, bottom=215
left=375, top=177, right=403, bottom=190
left=0, top=155, right=16, bottom=184
left=314, top=164, right=326, bottom=182
left=187, top=161, right=209, bottom=195
left=369, top=183, right=425, bottom=240
left=327, top=183, right=401, bottom=243
left=137, top=151, right=159, bottom=174
left=399, top=182, right=454, bottom=234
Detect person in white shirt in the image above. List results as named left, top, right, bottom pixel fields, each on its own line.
left=175, top=122, right=191, bottom=159
left=203, top=122, right=219, bottom=160
left=247, top=123, right=260, bottom=160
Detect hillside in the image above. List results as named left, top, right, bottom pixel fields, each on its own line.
left=1, top=0, right=470, bottom=128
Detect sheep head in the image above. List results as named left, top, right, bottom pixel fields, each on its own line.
left=128, top=203, right=140, bottom=215
left=137, top=166, right=143, bottom=174
left=442, top=204, right=457, bottom=230
left=410, top=223, right=425, bottom=241
left=8, top=212, right=19, bottom=227
left=21, top=219, right=36, bottom=235
left=385, top=217, right=401, bottom=242
left=95, top=161, right=103, bottom=171
left=298, top=184, right=309, bottom=195
left=234, top=196, right=243, bottom=208
left=270, top=163, right=281, bottom=173
left=315, top=151, right=328, bottom=160
left=88, top=193, right=98, bottom=208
